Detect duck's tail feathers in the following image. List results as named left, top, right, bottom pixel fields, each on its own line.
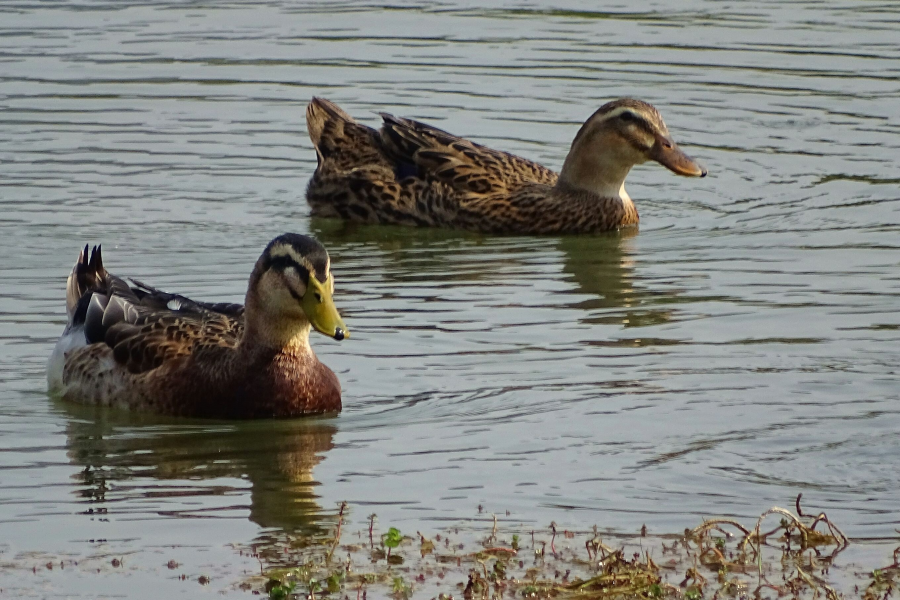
left=66, top=245, right=107, bottom=320
left=306, top=97, right=387, bottom=171
left=66, top=245, right=141, bottom=343
left=306, top=97, right=356, bottom=147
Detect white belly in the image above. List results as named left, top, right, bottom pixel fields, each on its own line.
left=47, top=326, right=87, bottom=396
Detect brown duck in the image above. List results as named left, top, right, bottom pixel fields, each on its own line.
left=47, top=234, right=349, bottom=419
left=306, top=97, right=707, bottom=234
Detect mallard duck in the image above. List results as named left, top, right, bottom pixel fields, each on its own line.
left=306, top=98, right=707, bottom=234
left=47, top=233, right=349, bottom=419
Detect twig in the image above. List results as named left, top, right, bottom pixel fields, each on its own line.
left=477, top=547, right=517, bottom=556
left=797, top=494, right=849, bottom=548
left=327, top=502, right=347, bottom=562
left=796, top=567, right=840, bottom=600
left=755, top=515, right=762, bottom=589
left=488, top=513, right=497, bottom=545
left=689, top=518, right=752, bottom=538
left=586, top=536, right=617, bottom=563
left=810, top=512, right=850, bottom=548
left=550, top=522, right=557, bottom=557
left=742, top=507, right=809, bottom=550
left=754, top=582, right=787, bottom=596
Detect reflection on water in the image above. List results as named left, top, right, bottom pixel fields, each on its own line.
left=556, top=231, right=678, bottom=330
left=315, top=220, right=676, bottom=339
left=559, top=232, right=638, bottom=312
left=1, top=1, right=899, bottom=596
left=62, top=402, right=337, bottom=536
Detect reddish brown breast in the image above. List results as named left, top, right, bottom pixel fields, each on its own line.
left=255, top=350, right=342, bottom=418
left=153, top=347, right=342, bottom=419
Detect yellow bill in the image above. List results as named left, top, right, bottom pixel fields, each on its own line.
left=302, top=275, right=348, bottom=341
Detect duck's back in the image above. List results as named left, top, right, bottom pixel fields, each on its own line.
left=305, top=97, right=559, bottom=231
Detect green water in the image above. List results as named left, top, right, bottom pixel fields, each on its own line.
left=1, top=1, right=898, bottom=597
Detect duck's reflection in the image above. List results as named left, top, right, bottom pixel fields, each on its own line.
left=61, top=402, right=336, bottom=537
left=556, top=230, right=674, bottom=330
left=313, top=218, right=673, bottom=330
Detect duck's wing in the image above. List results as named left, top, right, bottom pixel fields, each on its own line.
left=130, top=280, right=244, bottom=318
left=305, top=98, right=558, bottom=227
left=67, top=246, right=243, bottom=375
left=102, top=309, right=240, bottom=375
left=378, top=113, right=558, bottom=194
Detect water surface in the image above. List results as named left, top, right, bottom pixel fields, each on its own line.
left=1, top=1, right=899, bottom=597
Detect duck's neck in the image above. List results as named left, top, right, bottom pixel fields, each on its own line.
left=240, top=298, right=313, bottom=358
left=557, top=146, right=635, bottom=202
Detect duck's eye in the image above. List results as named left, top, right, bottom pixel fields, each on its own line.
left=619, top=112, right=636, bottom=122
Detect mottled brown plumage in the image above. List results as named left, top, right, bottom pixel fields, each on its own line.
left=305, top=97, right=707, bottom=235
left=47, top=234, right=349, bottom=419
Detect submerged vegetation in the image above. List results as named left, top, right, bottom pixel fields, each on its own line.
left=4, top=495, right=897, bottom=598
left=250, top=496, right=899, bottom=600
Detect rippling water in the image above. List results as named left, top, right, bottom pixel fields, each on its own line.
left=1, top=0, right=899, bottom=597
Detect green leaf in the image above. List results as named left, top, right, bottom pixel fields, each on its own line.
left=383, top=527, right=402, bottom=549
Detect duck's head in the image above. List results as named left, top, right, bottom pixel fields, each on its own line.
left=559, top=99, right=707, bottom=198
left=246, top=233, right=348, bottom=348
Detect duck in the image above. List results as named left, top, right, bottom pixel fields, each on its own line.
left=47, top=233, right=349, bottom=419
left=305, top=97, right=707, bottom=235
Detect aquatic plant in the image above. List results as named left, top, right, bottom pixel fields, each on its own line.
left=245, top=495, right=896, bottom=600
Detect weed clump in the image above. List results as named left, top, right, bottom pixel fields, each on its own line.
left=249, top=495, right=897, bottom=600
